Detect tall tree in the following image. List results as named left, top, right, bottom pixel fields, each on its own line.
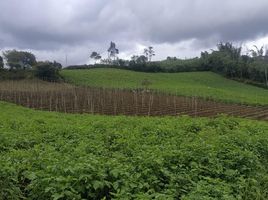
left=3, top=50, right=36, bottom=70
left=107, top=42, right=119, bottom=62
left=250, top=45, right=268, bottom=87
left=144, top=46, right=155, bottom=62
left=250, top=45, right=264, bottom=58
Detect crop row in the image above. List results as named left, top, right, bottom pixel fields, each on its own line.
left=0, top=80, right=267, bottom=120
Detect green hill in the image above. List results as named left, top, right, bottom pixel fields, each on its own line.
left=1, top=101, right=268, bottom=199
left=62, top=68, right=268, bottom=105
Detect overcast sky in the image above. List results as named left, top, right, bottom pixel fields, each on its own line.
left=0, top=0, right=268, bottom=65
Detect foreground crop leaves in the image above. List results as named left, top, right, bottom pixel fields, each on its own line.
left=0, top=102, right=268, bottom=199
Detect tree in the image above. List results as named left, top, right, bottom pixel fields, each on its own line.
left=250, top=45, right=268, bottom=87
left=217, top=42, right=241, bottom=60
left=100, top=58, right=112, bottom=65
left=136, top=55, right=148, bottom=64
left=35, top=61, right=61, bottom=81
left=3, top=50, right=36, bottom=70
left=90, top=52, right=102, bottom=64
left=250, top=45, right=264, bottom=58
left=107, top=42, right=119, bottom=62
left=0, top=56, right=3, bottom=69
left=130, top=55, right=147, bottom=65
left=167, top=56, right=177, bottom=61
left=144, top=46, right=155, bottom=62
left=201, top=42, right=243, bottom=78
left=131, top=55, right=139, bottom=62
left=52, top=61, right=62, bottom=69
left=118, top=59, right=128, bottom=67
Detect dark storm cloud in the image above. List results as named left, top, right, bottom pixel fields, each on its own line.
left=133, top=0, right=268, bottom=44
left=0, top=0, right=268, bottom=63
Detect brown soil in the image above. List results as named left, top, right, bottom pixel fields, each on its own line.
left=0, top=80, right=267, bottom=121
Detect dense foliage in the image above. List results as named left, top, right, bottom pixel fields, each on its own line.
left=0, top=69, right=34, bottom=80
left=0, top=49, right=62, bottom=81
left=124, top=58, right=208, bottom=73
left=149, top=57, right=209, bottom=72
left=0, top=102, right=268, bottom=199
left=35, top=61, right=62, bottom=81
left=61, top=69, right=268, bottom=105
left=65, top=58, right=208, bottom=73
left=0, top=56, right=3, bottom=69
left=0, top=64, right=62, bottom=82
left=3, top=50, right=37, bottom=70
left=200, top=43, right=268, bottom=88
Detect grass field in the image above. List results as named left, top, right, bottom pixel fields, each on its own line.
left=1, top=101, right=268, bottom=199
left=61, top=68, right=268, bottom=106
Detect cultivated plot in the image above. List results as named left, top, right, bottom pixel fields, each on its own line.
left=0, top=80, right=267, bottom=120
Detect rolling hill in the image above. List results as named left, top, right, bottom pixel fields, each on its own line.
left=62, top=68, right=268, bottom=105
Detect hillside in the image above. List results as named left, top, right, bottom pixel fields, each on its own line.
left=1, top=101, right=268, bottom=199
left=62, top=68, right=268, bottom=105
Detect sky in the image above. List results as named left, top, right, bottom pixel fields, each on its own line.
left=0, top=0, right=268, bottom=66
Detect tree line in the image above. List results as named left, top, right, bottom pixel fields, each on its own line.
left=89, top=42, right=155, bottom=66
left=84, top=42, right=268, bottom=88
left=1, top=42, right=268, bottom=87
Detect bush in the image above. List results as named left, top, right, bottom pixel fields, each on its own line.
left=0, top=69, right=34, bottom=80
left=35, top=62, right=62, bottom=81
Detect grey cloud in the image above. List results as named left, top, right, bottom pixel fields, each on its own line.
left=133, top=0, right=268, bottom=43
left=0, top=0, right=268, bottom=64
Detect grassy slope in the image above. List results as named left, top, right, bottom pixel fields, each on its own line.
left=61, top=68, right=268, bottom=105
left=1, top=102, right=268, bottom=199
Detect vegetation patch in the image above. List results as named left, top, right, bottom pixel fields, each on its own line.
left=0, top=102, right=268, bottom=199
left=61, top=68, right=268, bottom=106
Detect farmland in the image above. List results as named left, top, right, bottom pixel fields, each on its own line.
left=1, top=101, right=268, bottom=199
left=0, top=80, right=268, bottom=120
left=1, top=1, right=268, bottom=199
left=0, top=68, right=267, bottom=199
left=62, top=68, right=268, bottom=106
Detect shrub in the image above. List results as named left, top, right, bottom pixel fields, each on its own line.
left=35, top=62, right=62, bottom=81
left=0, top=69, right=33, bottom=80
